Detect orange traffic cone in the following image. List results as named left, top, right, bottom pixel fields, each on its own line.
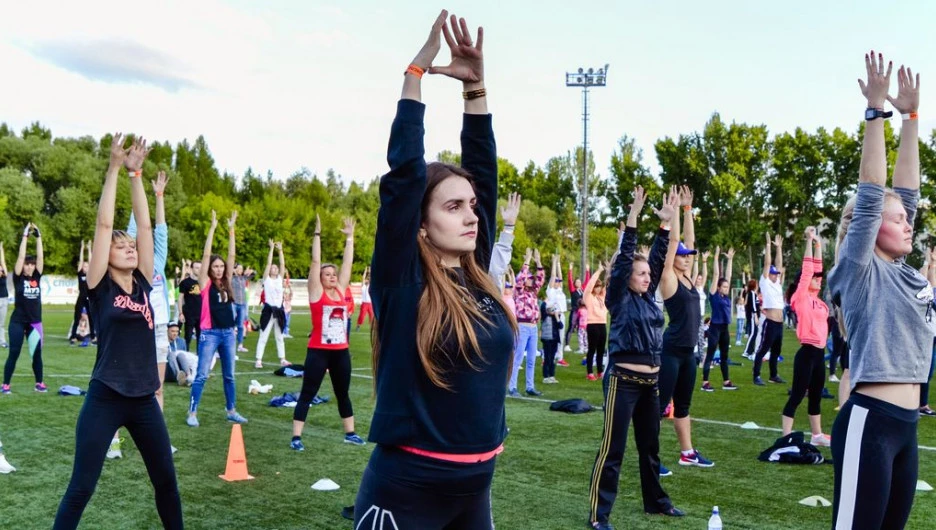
left=664, top=400, right=674, bottom=419
left=219, top=424, right=254, bottom=481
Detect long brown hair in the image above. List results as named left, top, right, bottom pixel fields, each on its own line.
left=209, top=254, right=235, bottom=302
left=372, top=163, right=518, bottom=390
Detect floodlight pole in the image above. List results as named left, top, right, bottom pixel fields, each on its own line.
left=566, top=64, right=608, bottom=277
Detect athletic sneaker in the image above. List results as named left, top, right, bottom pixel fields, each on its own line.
left=811, top=433, right=831, bottom=447
left=290, top=439, right=305, bottom=451
left=581, top=358, right=587, bottom=366
left=526, top=388, right=543, bottom=397
left=557, top=359, right=570, bottom=367
left=227, top=411, right=248, bottom=424
left=920, top=407, right=936, bottom=417
left=106, top=438, right=124, bottom=460
left=507, top=388, right=521, bottom=397
left=659, top=464, right=672, bottom=477
left=255, top=360, right=264, bottom=369
left=700, top=382, right=714, bottom=392
left=646, top=506, right=686, bottom=517
left=678, top=450, right=714, bottom=467
left=753, top=376, right=766, bottom=386
left=821, top=388, right=835, bottom=399
left=564, top=345, right=572, bottom=352
left=588, top=522, right=614, bottom=530
left=768, top=376, right=786, bottom=384
left=1, top=384, right=10, bottom=394
left=829, top=374, right=840, bottom=383
left=279, top=359, right=290, bottom=367
left=735, top=340, right=742, bottom=346
left=344, top=433, right=366, bottom=446
left=586, top=374, right=597, bottom=381
left=34, top=382, right=48, bottom=393
left=237, top=345, right=249, bottom=353
left=0, top=454, right=15, bottom=473
left=722, top=381, right=738, bottom=390
left=283, top=334, right=294, bottom=339
left=186, top=415, right=199, bottom=427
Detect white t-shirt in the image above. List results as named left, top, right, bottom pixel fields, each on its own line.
left=696, top=287, right=706, bottom=317
left=361, top=283, right=371, bottom=304
left=546, top=287, right=567, bottom=313
left=759, top=276, right=784, bottom=309
left=736, top=303, right=745, bottom=319
left=264, top=277, right=284, bottom=308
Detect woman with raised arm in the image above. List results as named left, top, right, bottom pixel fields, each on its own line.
left=700, top=247, right=737, bottom=392
left=582, top=262, right=608, bottom=381
left=510, top=247, right=545, bottom=396
left=752, top=233, right=786, bottom=385
left=186, top=210, right=247, bottom=427
left=780, top=226, right=831, bottom=446
left=69, top=241, right=94, bottom=345
left=828, top=53, right=930, bottom=530
left=354, top=11, right=517, bottom=528
left=0, top=242, right=8, bottom=348
left=2, top=222, right=45, bottom=394
left=355, top=266, right=374, bottom=331
left=587, top=186, right=685, bottom=530
left=54, top=135, right=182, bottom=529
left=254, top=240, right=288, bottom=368
left=232, top=263, right=255, bottom=352
left=291, top=216, right=362, bottom=450
left=657, top=186, right=713, bottom=470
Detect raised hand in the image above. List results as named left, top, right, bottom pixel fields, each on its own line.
left=679, top=185, right=693, bottom=207
left=275, top=241, right=283, bottom=251
left=774, top=235, right=783, bottom=248
left=701, top=250, right=711, bottom=261
left=109, top=133, right=129, bottom=169
left=429, top=14, right=484, bottom=84
left=653, top=186, right=679, bottom=222
left=209, top=210, right=218, bottom=230
left=533, top=248, right=542, bottom=265
left=227, top=211, right=238, bottom=229
left=858, top=50, right=893, bottom=109
left=639, top=245, right=650, bottom=256
left=805, top=226, right=817, bottom=241
left=887, top=65, right=920, bottom=114
left=726, top=248, right=736, bottom=259
left=269, top=239, right=275, bottom=250
left=411, top=10, right=448, bottom=70
left=500, top=192, right=521, bottom=226
left=524, top=248, right=533, bottom=264
left=314, top=214, right=321, bottom=234
left=152, top=171, right=170, bottom=195
left=340, top=217, right=356, bottom=237
left=630, top=185, right=647, bottom=214
left=124, top=137, right=151, bottom=172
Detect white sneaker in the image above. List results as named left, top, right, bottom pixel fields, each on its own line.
left=255, top=360, right=263, bottom=369
left=106, top=438, right=123, bottom=459
left=564, top=345, right=571, bottom=352
left=0, top=454, right=15, bottom=473
left=811, top=433, right=831, bottom=447
left=550, top=377, right=559, bottom=384
left=829, top=374, right=840, bottom=383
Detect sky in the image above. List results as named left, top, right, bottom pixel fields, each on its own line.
left=1, top=0, right=934, bottom=186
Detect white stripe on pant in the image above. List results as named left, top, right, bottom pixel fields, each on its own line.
left=835, top=405, right=868, bottom=530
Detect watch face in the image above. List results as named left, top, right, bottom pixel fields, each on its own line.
left=865, top=108, right=877, bottom=120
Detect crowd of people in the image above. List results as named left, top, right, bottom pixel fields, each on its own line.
left=0, top=11, right=931, bottom=529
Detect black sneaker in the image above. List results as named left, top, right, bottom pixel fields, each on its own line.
left=340, top=506, right=354, bottom=520
left=722, top=381, right=738, bottom=390
left=700, top=382, right=714, bottom=392
left=769, top=376, right=786, bottom=384
left=920, top=407, right=936, bottom=417
left=526, top=388, right=543, bottom=397
left=646, top=506, right=686, bottom=517
left=753, top=376, right=766, bottom=386
left=587, top=522, right=614, bottom=530
left=821, top=388, right=834, bottom=399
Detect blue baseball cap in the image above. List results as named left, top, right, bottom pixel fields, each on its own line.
left=675, top=242, right=698, bottom=256
left=769, top=265, right=780, bottom=275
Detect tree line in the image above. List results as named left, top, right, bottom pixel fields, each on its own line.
left=0, top=116, right=934, bottom=279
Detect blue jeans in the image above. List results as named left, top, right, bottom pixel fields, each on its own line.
left=189, top=328, right=236, bottom=413
left=735, top=317, right=745, bottom=343
left=235, top=304, right=248, bottom=345
left=284, top=312, right=291, bottom=336
left=509, top=323, right=538, bottom=391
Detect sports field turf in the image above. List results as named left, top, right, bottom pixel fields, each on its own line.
left=0, top=307, right=933, bottom=529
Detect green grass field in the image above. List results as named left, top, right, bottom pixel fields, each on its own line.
left=0, top=307, right=934, bottom=529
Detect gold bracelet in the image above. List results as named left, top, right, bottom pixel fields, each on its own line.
left=463, top=88, right=487, bottom=100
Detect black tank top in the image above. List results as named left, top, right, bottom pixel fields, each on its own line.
left=662, top=277, right=702, bottom=349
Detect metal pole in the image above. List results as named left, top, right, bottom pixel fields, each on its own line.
left=581, top=85, right=589, bottom=275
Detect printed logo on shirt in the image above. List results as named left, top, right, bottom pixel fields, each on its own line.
left=114, top=291, right=154, bottom=330
left=916, top=286, right=934, bottom=304
left=354, top=506, right=399, bottom=530
left=23, top=279, right=40, bottom=300
left=321, top=305, right=348, bottom=345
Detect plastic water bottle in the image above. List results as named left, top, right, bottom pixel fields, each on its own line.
left=708, top=506, right=723, bottom=530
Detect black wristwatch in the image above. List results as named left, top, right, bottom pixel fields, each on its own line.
left=865, top=108, right=893, bottom=121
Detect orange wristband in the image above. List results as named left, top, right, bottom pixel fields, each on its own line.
left=128, top=169, right=142, bottom=178
left=405, top=64, right=425, bottom=79
left=901, top=112, right=919, bottom=121
left=683, top=205, right=691, bottom=212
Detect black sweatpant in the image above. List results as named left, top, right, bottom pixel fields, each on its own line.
left=4, top=321, right=42, bottom=385
left=182, top=311, right=200, bottom=352
left=782, top=344, right=825, bottom=418
left=589, top=367, right=672, bottom=524
left=586, top=323, right=607, bottom=375
left=832, top=392, right=918, bottom=530
left=354, top=444, right=496, bottom=529
left=565, top=310, right=577, bottom=345
left=752, top=319, right=783, bottom=379
left=69, top=297, right=95, bottom=341
left=744, top=321, right=760, bottom=357
left=702, top=323, right=731, bottom=382
left=658, top=347, right=696, bottom=418
left=54, top=380, right=182, bottom=530
left=542, top=340, right=558, bottom=378
left=294, top=347, right=353, bottom=424
left=919, top=339, right=935, bottom=408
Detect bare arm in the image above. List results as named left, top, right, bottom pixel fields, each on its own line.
left=34, top=227, right=44, bottom=275
left=308, top=214, right=323, bottom=301
left=198, top=212, right=218, bottom=287
left=0, top=242, right=6, bottom=274
left=681, top=186, right=695, bottom=271
left=78, top=241, right=85, bottom=273
left=89, top=134, right=132, bottom=288
left=338, top=218, right=355, bottom=290
left=774, top=235, right=784, bottom=282
left=660, top=186, right=681, bottom=299
left=710, top=246, right=721, bottom=294
left=724, top=248, right=735, bottom=288
left=762, top=233, right=772, bottom=279
left=889, top=66, right=920, bottom=190
left=278, top=244, right=286, bottom=279
left=226, top=213, right=237, bottom=283
left=700, top=253, right=708, bottom=288
left=14, top=230, right=27, bottom=276
left=858, top=52, right=891, bottom=186
left=262, top=241, right=274, bottom=281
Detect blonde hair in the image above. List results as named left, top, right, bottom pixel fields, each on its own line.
left=111, top=229, right=134, bottom=245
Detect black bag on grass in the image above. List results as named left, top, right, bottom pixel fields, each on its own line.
left=758, top=431, right=828, bottom=465
left=549, top=398, right=595, bottom=414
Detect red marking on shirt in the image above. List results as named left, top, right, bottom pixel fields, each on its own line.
left=114, top=291, right=154, bottom=329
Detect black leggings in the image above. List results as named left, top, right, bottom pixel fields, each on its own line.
left=782, top=344, right=825, bottom=418
left=702, top=323, right=731, bottom=382
left=542, top=340, right=558, bottom=378
left=182, top=311, right=200, bottom=351
left=586, top=324, right=607, bottom=375
left=54, top=380, right=182, bottom=530
left=4, top=321, right=42, bottom=385
left=294, top=347, right=354, bottom=424
left=354, top=444, right=495, bottom=529
left=832, top=393, right=918, bottom=530
left=658, top=347, right=696, bottom=418
left=752, top=319, right=783, bottom=379
left=69, top=297, right=94, bottom=341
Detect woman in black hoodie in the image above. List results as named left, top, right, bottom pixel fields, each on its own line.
left=587, top=186, right=685, bottom=530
